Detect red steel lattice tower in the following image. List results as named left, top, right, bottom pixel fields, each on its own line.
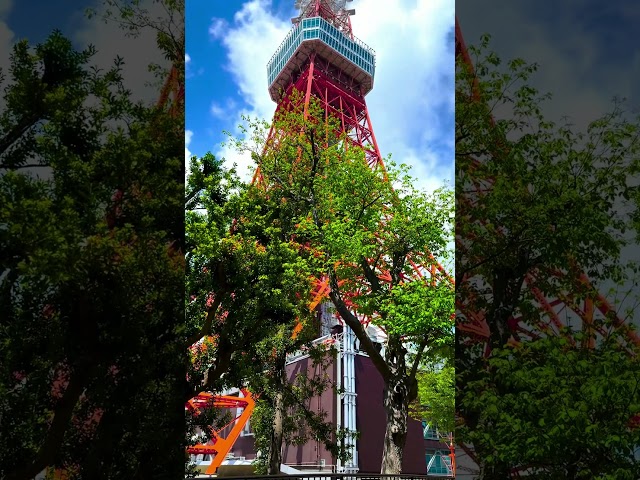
left=249, top=1, right=455, bottom=475
left=259, top=0, right=391, bottom=325
left=455, top=16, right=640, bottom=476
left=253, top=0, right=383, bottom=185
left=263, top=1, right=383, bottom=472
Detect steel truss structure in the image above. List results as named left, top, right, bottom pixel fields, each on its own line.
left=186, top=390, right=256, bottom=472
left=455, top=16, right=640, bottom=475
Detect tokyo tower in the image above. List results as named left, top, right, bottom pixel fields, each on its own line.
left=257, top=0, right=452, bottom=475
left=188, top=1, right=454, bottom=475
left=254, top=0, right=382, bottom=184
left=455, top=16, right=640, bottom=477
left=263, top=0, right=384, bottom=472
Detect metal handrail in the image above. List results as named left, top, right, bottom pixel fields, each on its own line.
left=195, top=475, right=453, bottom=480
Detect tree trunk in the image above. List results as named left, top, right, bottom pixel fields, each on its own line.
left=380, top=335, right=418, bottom=475
left=380, top=376, right=409, bottom=474
left=267, top=360, right=286, bottom=475
left=267, top=389, right=284, bottom=474
left=478, top=461, right=511, bottom=479
left=379, top=336, right=416, bottom=475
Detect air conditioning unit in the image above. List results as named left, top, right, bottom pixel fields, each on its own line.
left=239, top=457, right=246, bottom=461
left=320, top=459, right=325, bottom=467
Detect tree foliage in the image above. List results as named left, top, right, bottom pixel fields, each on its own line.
left=410, top=359, right=454, bottom=435
left=457, top=34, right=638, bottom=349
left=456, top=34, right=640, bottom=478
left=461, top=332, right=640, bottom=479
left=185, top=151, right=316, bottom=392
left=185, top=150, right=352, bottom=473
left=0, top=15, right=185, bottom=480
left=226, top=92, right=455, bottom=473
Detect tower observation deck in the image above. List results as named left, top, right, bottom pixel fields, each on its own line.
left=267, top=2, right=375, bottom=101
left=258, top=0, right=384, bottom=175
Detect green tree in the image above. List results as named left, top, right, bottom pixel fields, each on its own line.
left=410, top=357, right=455, bottom=436
left=461, top=332, right=640, bottom=479
left=227, top=93, right=455, bottom=474
left=0, top=25, right=184, bottom=480
left=455, top=35, right=640, bottom=478
left=185, top=152, right=350, bottom=474
left=184, top=151, right=314, bottom=395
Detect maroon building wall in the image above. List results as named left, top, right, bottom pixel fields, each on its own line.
left=354, top=355, right=427, bottom=474
left=231, top=434, right=256, bottom=460
left=233, top=354, right=338, bottom=468
left=231, top=352, right=450, bottom=474
left=282, top=354, right=338, bottom=468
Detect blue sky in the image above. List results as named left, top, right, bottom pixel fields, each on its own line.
left=457, top=1, right=640, bottom=126
left=6, top=1, right=86, bottom=44
left=1, top=0, right=170, bottom=105
left=186, top=0, right=455, bottom=191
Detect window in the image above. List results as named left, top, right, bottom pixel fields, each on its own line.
left=426, top=450, right=452, bottom=475
left=241, top=418, right=252, bottom=436
left=422, top=421, right=440, bottom=440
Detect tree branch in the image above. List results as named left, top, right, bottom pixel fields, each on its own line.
left=202, top=342, right=234, bottom=392
left=409, top=337, right=429, bottom=382
left=5, top=366, right=90, bottom=480
left=328, top=270, right=391, bottom=381
left=360, top=257, right=383, bottom=294
left=186, top=295, right=222, bottom=347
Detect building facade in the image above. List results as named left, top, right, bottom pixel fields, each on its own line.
left=202, top=307, right=454, bottom=476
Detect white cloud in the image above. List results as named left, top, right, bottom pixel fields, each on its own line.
left=0, top=0, right=12, bottom=16
left=185, top=129, right=193, bottom=180
left=186, top=52, right=195, bottom=79
left=185, top=129, right=193, bottom=161
left=209, top=18, right=229, bottom=40
left=210, top=103, right=224, bottom=118
left=207, top=0, right=292, bottom=179
left=74, top=0, right=174, bottom=104
left=350, top=0, right=454, bottom=191
left=211, top=0, right=454, bottom=191
left=0, top=0, right=15, bottom=110
left=210, top=98, right=237, bottom=119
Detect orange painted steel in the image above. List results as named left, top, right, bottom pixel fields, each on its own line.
left=186, top=389, right=256, bottom=475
